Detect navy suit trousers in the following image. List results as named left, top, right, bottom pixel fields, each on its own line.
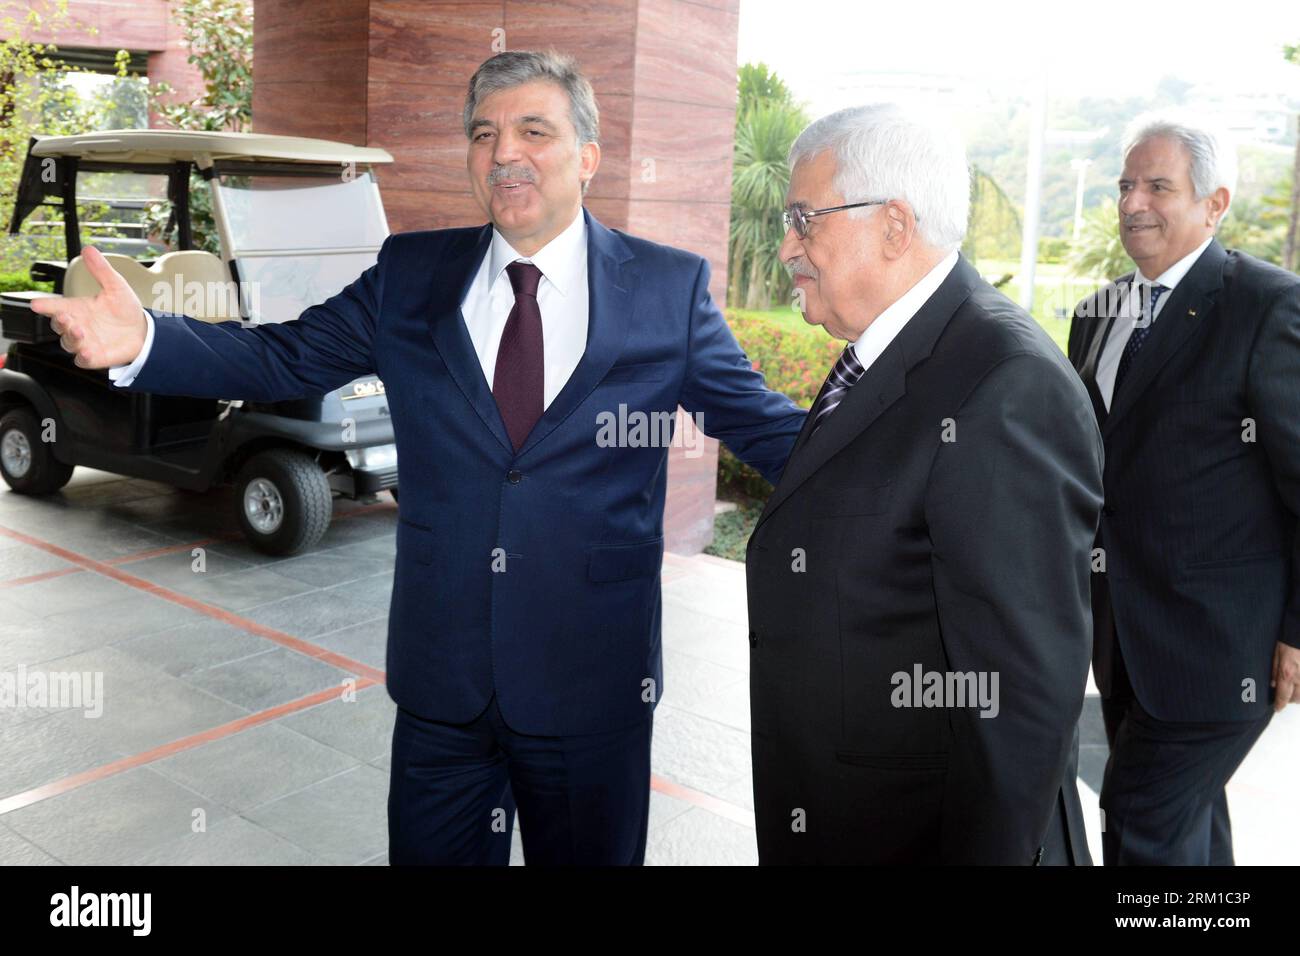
left=387, top=696, right=654, bottom=865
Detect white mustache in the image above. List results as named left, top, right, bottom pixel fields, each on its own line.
left=785, top=258, right=817, bottom=279
left=488, top=165, right=536, bottom=186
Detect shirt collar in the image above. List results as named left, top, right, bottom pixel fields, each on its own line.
left=488, top=208, right=586, bottom=297
left=1135, top=235, right=1213, bottom=292
left=851, top=249, right=959, bottom=367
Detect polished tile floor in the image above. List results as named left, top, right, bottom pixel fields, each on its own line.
left=0, top=469, right=1294, bottom=865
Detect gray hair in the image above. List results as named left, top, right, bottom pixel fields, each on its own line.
left=788, top=103, right=970, bottom=252
left=463, top=50, right=600, bottom=147
left=1122, top=111, right=1238, bottom=203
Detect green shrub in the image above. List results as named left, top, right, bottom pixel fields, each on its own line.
left=719, top=308, right=841, bottom=501
left=704, top=501, right=764, bottom=562
left=1038, top=236, right=1071, bottom=263
left=0, top=270, right=52, bottom=293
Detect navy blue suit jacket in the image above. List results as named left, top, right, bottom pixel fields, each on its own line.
left=126, top=210, right=806, bottom=735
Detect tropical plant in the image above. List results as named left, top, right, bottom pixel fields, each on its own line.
left=736, top=62, right=798, bottom=117
left=963, top=166, right=1022, bottom=263
left=1067, top=198, right=1132, bottom=280
left=1220, top=186, right=1290, bottom=265
left=727, top=64, right=807, bottom=309
left=729, top=100, right=807, bottom=310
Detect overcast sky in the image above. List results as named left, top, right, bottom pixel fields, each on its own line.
left=738, top=0, right=1300, bottom=116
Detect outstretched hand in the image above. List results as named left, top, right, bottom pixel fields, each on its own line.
left=29, top=246, right=147, bottom=369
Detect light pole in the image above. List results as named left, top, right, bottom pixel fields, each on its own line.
left=1018, top=77, right=1048, bottom=313
left=1071, top=157, right=1092, bottom=241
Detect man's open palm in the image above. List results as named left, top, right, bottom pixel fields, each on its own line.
left=30, top=246, right=147, bottom=369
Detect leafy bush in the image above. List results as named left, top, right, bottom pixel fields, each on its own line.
left=704, top=502, right=763, bottom=562
left=1038, top=236, right=1071, bottom=263
left=719, top=308, right=840, bottom=500
left=0, top=271, right=52, bottom=294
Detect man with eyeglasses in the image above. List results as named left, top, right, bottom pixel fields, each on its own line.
left=746, top=103, right=1104, bottom=864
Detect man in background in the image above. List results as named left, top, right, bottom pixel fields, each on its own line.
left=1067, top=112, right=1300, bottom=865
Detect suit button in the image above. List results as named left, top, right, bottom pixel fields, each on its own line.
left=507, top=469, right=522, bottom=484
left=748, top=630, right=758, bottom=648
left=1102, top=504, right=1116, bottom=517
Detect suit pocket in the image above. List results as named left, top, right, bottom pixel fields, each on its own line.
left=396, top=517, right=435, bottom=566
left=1184, top=550, right=1283, bottom=571
left=602, top=361, right=668, bottom=384
left=588, top=537, right=664, bottom=582
left=1167, top=384, right=1239, bottom=405
left=834, top=751, right=949, bottom=770
left=811, top=482, right=893, bottom=517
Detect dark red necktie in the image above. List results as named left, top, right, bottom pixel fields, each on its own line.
left=493, top=260, right=545, bottom=450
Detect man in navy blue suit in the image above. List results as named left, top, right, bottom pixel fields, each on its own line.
left=35, top=51, right=806, bottom=865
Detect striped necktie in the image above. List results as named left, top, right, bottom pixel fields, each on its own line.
left=1114, top=282, right=1169, bottom=393
left=808, top=344, right=866, bottom=438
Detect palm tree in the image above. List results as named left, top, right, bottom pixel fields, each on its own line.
left=1068, top=198, right=1133, bottom=280
left=729, top=101, right=806, bottom=309
left=963, top=166, right=1022, bottom=264
left=737, top=63, right=797, bottom=117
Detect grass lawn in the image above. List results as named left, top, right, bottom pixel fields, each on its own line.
left=728, top=304, right=817, bottom=336
left=978, top=259, right=1106, bottom=355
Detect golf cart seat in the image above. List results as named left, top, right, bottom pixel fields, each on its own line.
left=64, top=251, right=240, bottom=322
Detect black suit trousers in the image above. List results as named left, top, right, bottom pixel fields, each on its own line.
left=1099, top=639, right=1270, bottom=865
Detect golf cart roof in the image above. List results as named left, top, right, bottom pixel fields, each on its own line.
left=8, top=129, right=394, bottom=243
left=28, top=129, right=394, bottom=166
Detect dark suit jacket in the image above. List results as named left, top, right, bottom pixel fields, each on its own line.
left=1068, top=239, right=1300, bottom=722
left=124, top=209, right=807, bottom=736
left=746, top=256, right=1104, bottom=864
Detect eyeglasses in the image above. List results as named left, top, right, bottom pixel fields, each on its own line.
left=782, top=200, right=887, bottom=239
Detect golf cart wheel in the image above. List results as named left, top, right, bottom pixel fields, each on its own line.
left=234, top=448, right=332, bottom=556
left=0, top=407, right=74, bottom=495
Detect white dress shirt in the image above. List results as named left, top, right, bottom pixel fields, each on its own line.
left=850, top=249, right=958, bottom=371
left=463, top=208, right=588, bottom=409
left=107, top=307, right=156, bottom=386
left=1094, top=236, right=1213, bottom=410
left=110, top=208, right=591, bottom=406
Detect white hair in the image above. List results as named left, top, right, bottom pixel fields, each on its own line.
left=787, top=103, right=970, bottom=252
left=1122, top=110, right=1238, bottom=203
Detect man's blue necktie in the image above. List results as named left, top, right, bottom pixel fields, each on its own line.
left=1114, top=282, right=1169, bottom=393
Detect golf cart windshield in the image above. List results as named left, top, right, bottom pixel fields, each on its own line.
left=212, top=166, right=388, bottom=324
